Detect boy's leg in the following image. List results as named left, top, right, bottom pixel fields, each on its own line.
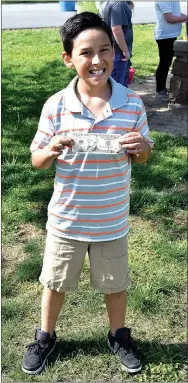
left=22, top=234, right=88, bottom=375
left=89, top=236, right=141, bottom=373
left=41, top=287, right=65, bottom=336
left=104, top=290, right=127, bottom=335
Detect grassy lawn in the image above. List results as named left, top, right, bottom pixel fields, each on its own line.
left=2, top=25, right=187, bottom=382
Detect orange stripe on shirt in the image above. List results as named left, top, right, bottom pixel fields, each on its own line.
left=43, top=114, right=53, bottom=121
left=134, top=120, right=147, bottom=132
left=55, top=184, right=129, bottom=195
left=113, top=109, right=142, bottom=115
left=51, top=111, right=80, bottom=119
left=127, top=94, right=141, bottom=100
left=56, top=169, right=128, bottom=180
left=50, top=210, right=128, bottom=223
left=56, top=196, right=129, bottom=209
left=49, top=222, right=129, bottom=236
left=57, top=154, right=128, bottom=165
left=38, top=129, right=53, bottom=137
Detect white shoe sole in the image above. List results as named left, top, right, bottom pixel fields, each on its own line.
left=22, top=341, right=56, bottom=375
left=121, top=363, right=142, bottom=373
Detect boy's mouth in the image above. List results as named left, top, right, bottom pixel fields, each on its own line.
left=89, top=68, right=106, bottom=76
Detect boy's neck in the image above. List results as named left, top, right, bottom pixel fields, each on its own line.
left=76, top=78, right=112, bottom=101
left=75, top=78, right=112, bottom=118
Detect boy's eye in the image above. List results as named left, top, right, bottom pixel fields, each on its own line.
left=101, top=48, right=109, bottom=52
left=81, top=51, right=90, bottom=55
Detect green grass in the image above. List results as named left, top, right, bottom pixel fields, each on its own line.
left=2, top=26, right=187, bottom=382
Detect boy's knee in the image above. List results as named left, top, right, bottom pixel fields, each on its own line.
left=105, top=290, right=126, bottom=298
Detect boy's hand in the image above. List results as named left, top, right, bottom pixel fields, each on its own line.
left=47, top=136, right=73, bottom=158
left=119, top=132, right=148, bottom=154
left=119, top=132, right=151, bottom=163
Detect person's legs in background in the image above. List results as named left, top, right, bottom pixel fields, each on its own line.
left=111, top=52, right=129, bottom=86
left=155, top=37, right=176, bottom=99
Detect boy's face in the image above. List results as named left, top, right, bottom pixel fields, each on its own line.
left=62, top=28, right=114, bottom=89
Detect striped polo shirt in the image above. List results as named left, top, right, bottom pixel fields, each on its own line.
left=30, top=76, right=153, bottom=242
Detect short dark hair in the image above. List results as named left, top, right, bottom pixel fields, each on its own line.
left=60, top=11, right=113, bottom=56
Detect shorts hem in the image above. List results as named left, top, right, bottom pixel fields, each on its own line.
left=90, top=282, right=131, bottom=294
left=39, top=278, right=78, bottom=292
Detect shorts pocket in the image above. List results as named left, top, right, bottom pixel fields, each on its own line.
left=101, top=236, right=127, bottom=259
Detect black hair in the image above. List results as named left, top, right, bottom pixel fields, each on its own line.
left=60, top=11, right=113, bottom=56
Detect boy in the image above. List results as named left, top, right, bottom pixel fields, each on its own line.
left=22, top=12, right=153, bottom=376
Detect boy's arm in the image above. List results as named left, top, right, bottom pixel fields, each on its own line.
left=30, top=98, right=73, bottom=169
left=32, top=136, right=73, bottom=169
left=119, top=99, right=153, bottom=163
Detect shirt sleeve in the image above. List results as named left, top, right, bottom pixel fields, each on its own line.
left=110, top=2, right=129, bottom=27
left=30, top=100, right=55, bottom=153
left=158, top=2, right=173, bottom=14
left=133, top=101, right=154, bottom=148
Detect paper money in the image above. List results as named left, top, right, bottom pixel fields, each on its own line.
left=71, top=132, right=122, bottom=154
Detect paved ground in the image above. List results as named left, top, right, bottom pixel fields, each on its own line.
left=2, top=3, right=75, bottom=29
left=2, top=2, right=187, bottom=30
left=131, top=75, right=187, bottom=137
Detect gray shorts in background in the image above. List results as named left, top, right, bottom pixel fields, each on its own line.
left=39, top=233, right=131, bottom=294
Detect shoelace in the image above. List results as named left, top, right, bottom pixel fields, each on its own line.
left=26, top=340, right=45, bottom=359
left=118, top=336, right=138, bottom=356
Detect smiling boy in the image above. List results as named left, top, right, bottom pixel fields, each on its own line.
left=22, top=12, right=153, bottom=376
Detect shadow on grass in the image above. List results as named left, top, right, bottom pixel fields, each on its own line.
left=2, top=60, right=76, bottom=132
left=49, top=337, right=186, bottom=370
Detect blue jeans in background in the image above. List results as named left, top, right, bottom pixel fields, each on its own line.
left=111, top=52, right=129, bottom=87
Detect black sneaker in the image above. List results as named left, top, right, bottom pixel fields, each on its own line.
left=154, top=89, right=169, bottom=101
left=22, top=329, right=56, bottom=375
left=108, top=327, right=142, bottom=373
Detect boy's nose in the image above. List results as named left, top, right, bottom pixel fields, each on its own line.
left=91, top=54, right=101, bottom=65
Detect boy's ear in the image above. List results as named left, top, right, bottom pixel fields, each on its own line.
left=62, top=52, right=74, bottom=68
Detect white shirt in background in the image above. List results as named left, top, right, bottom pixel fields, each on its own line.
left=154, top=1, right=182, bottom=40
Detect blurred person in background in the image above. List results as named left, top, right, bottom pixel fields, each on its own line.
left=125, top=1, right=134, bottom=86
left=99, top=1, right=133, bottom=87
left=154, top=1, right=188, bottom=100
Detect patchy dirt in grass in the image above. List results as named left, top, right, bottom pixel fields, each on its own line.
left=2, top=223, right=44, bottom=267
left=130, top=75, right=187, bottom=137
left=2, top=243, right=25, bottom=268
left=15, top=223, right=44, bottom=243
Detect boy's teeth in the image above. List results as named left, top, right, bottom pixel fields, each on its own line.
left=90, top=69, right=104, bottom=75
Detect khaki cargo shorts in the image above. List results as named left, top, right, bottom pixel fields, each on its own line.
left=39, top=233, right=131, bottom=294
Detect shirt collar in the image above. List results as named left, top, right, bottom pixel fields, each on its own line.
left=63, top=76, right=128, bottom=113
